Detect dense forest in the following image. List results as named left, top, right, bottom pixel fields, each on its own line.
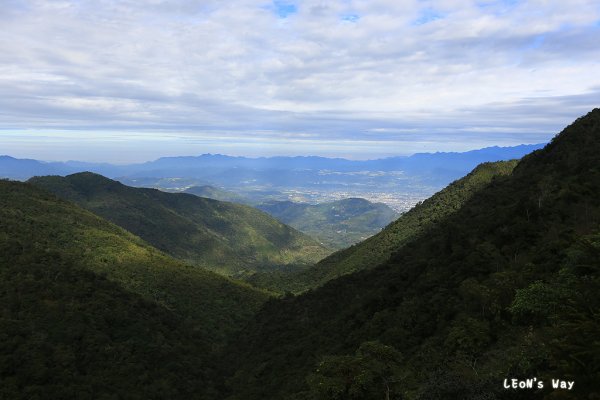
left=1, top=110, right=599, bottom=399
left=0, top=181, right=268, bottom=398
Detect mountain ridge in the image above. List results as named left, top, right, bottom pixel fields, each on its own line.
left=28, top=172, right=330, bottom=277
left=1, top=143, right=545, bottom=181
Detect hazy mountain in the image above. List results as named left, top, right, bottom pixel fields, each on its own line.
left=0, top=179, right=269, bottom=398
left=28, top=173, right=330, bottom=277
left=0, top=156, right=72, bottom=180
left=256, top=198, right=399, bottom=250
left=1, top=143, right=544, bottom=183
left=132, top=144, right=543, bottom=175
left=110, top=144, right=545, bottom=188
left=223, top=110, right=600, bottom=399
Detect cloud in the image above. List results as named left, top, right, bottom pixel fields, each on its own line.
left=0, top=0, right=599, bottom=159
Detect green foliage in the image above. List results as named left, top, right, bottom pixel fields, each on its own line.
left=0, top=249, right=211, bottom=399
left=509, top=281, right=570, bottom=322
left=304, top=342, right=404, bottom=400
left=222, top=109, right=600, bottom=399
left=28, top=173, right=329, bottom=277
left=506, top=233, right=600, bottom=395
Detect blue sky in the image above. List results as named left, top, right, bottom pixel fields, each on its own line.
left=1, top=0, right=599, bottom=162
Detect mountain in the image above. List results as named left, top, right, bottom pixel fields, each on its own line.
left=0, top=156, right=71, bottom=180
left=106, top=144, right=545, bottom=189
left=184, top=185, right=251, bottom=204
left=376, top=144, right=546, bottom=183
left=249, top=160, right=518, bottom=293
left=256, top=198, right=399, bottom=250
left=1, top=143, right=544, bottom=183
left=28, top=173, right=330, bottom=277
left=222, top=110, right=600, bottom=399
left=130, top=144, right=543, bottom=175
left=0, top=179, right=269, bottom=398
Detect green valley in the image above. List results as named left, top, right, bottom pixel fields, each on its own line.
left=3, top=2, right=598, bottom=398
left=1, top=110, right=599, bottom=399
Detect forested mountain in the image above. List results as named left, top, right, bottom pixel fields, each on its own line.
left=28, top=173, right=329, bottom=277
left=223, top=110, right=600, bottom=399
left=256, top=198, right=399, bottom=250
left=249, top=160, right=517, bottom=293
left=0, top=180, right=269, bottom=398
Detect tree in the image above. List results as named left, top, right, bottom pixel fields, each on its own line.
left=306, top=341, right=404, bottom=400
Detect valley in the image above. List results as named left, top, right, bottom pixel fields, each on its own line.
left=0, top=111, right=598, bottom=399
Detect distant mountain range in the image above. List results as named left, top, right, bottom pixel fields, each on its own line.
left=1, top=143, right=545, bottom=183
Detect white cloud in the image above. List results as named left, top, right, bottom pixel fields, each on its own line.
left=1, top=0, right=599, bottom=159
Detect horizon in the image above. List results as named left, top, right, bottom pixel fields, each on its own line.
left=1, top=142, right=546, bottom=165
left=1, top=1, right=599, bottom=162
left=0, top=128, right=551, bottom=163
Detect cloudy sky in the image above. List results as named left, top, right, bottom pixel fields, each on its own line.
left=1, top=0, right=599, bottom=162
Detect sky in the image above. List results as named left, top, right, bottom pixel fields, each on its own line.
left=1, top=0, right=599, bottom=162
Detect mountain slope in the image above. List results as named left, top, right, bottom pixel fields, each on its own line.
left=28, top=173, right=330, bottom=277
left=0, top=180, right=268, bottom=343
left=249, top=160, right=518, bottom=293
left=256, top=198, right=399, bottom=250
left=0, top=248, right=210, bottom=399
left=184, top=184, right=251, bottom=204
left=223, top=109, right=600, bottom=399
left=0, top=179, right=270, bottom=398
